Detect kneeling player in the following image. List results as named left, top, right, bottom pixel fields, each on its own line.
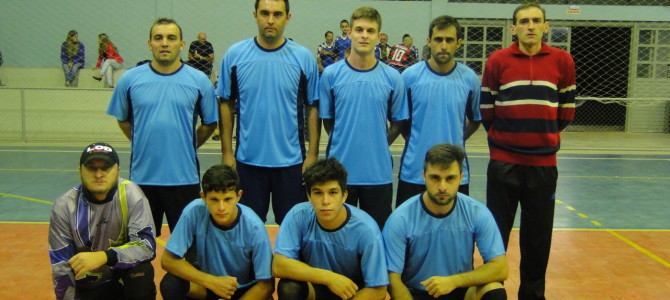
left=160, top=165, right=274, bottom=300
left=384, top=144, right=508, bottom=300
left=273, top=158, right=388, bottom=300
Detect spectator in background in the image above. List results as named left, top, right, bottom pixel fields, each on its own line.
left=421, top=40, right=431, bottom=60
left=334, top=19, right=351, bottom=60
left=388, top=33, right=419, bottom=73
left=93, top=33, right=124, bottom=88
left=375, top=32, right=391, bottom=63
left=60, top=30, right=85, bottom=87
left=317, top=30, right=337, bottom=74
left=187, top=32, right=215, bottom=78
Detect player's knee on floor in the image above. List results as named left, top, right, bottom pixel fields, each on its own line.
left=277, top=279, right=308, bottom=300
left=122, top=262, right=156, bottom=300
left=477, top=282, right=506, bottom=300
left=160, top=273, right=190, bottom=300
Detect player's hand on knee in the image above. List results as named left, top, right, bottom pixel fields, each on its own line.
left=206, top=275, right=238, bottom=299
left=68, top=251, right=107, bottom=280
left=421, top=276, right=457, bottom=298
left=326, top=272, right=358, bottom=299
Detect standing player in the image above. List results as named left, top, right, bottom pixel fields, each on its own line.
left=375, top=32, right=391, bottom=63
left=319, top=6, right=408, bottom=229
left=384, top=144, right=507, bottom=300
left=396, top=15, right=481, bottom=206
left=273, top=158, right=388, bottom=300
left=107, top=18, right=218, bottom=234
left=48, top=143, right=156, bottom=300
left=480, top=3, right=576, bottom=299
left=334, top=19, right=351, bottom=60
left=160, top=165, right=274, bottom=300
left=217, top=0, right=320, bottom=224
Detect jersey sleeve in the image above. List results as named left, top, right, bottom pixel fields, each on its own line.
left=250, top=221, right=273, bottom=280
left=389, top=71, right=409, bottom=122
left=474, top=206, right=506, bottom=262
left=108, top=183, right=156, bottom=269
left=381, top=213, right=407, bottom=275
left=318, top=70, right=335, bottom=119
left=198, top=75, right=219, bottom=125
left=304, top=51, right=320, bottom=106
left=359, top=227, right=389, bottom=287
left=273, top=207, right=303, bottom=259
left=467, top=70, right=483, bottom=122
left=106, top=72, right=132, bottom=121
left=165, top=201, right=199, bottom=258
left=48, top=198, right=76, bottom=300
left=216, top=50, right=234, bottom=101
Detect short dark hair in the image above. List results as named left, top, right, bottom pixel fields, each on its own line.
left=150, top=17, right=183, bottom=40
left=340, top=19, right=349, bottom=26
left=201, top=165, right=240, bottom=194
left=255, top=0, right=290, bottom=13
left=402, top=33, right=411, bottom=40
left=303, top=158, right=348, bottom=193
left=428, top=15, right=462, bottom=39
left=325, top=30, right=333, bottom=38
left=350, top=7, right=382, bottom=31
left=513, top=2, right=546, bottom=25
left=424, top=144, right=465, bottom=173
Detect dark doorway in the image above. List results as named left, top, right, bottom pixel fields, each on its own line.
left=570, top=26, right=631, bottom=129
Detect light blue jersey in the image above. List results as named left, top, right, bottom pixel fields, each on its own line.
left=382, top=193, right=505, bottom=291
left=166, top=201, right=272, bottom=289
left=107, top=63, right=218, bottom=186
left=217, top=38, right=319, bottom=167
left=319, top=60, right=408, bottom=185
left=274, top=203, right=389, bottom=287
left=400, top=61, right=481, bottom=185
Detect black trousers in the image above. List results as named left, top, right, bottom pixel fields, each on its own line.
left=486, top=160, right=557, bottom=300
left=395, top=180, right=470, bottom=208
left=410, top=287, right=468, bottom=300
left=160, top=273, right=250, bottom=300
left=276, top=278, right=364, bottom=300
left=236, top=161, right=306, bottom=225
left=76, top=261, right=155, bottom=300
left=345, top=183, right=393, bottom=229
left=140, top=184, right=200, bottom=236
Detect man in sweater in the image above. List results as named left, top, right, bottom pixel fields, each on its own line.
left=480, top=3, right=576, bottom=300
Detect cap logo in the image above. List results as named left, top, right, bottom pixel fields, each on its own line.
left=87, top=144, right=114, bottom=154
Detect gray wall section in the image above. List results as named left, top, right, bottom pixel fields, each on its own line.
left=2, top=0, right=669, bottom=68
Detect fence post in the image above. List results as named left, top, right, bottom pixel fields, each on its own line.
left=20, top=89, right=27, bottom=142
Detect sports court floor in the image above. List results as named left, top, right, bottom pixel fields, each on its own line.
left=1, top=131, right=669, bottom=299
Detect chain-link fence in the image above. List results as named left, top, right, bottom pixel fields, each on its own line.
left=1, top=0, right=669, bottom=140
left=451, top=17, right=670, bottom=132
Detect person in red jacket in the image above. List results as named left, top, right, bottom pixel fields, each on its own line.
left=92, top=33, right=124, bottom=88
left=480, top=2, right=576, bottom=300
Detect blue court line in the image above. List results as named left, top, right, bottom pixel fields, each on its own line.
left=556, top=199, right=670, bottom=268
